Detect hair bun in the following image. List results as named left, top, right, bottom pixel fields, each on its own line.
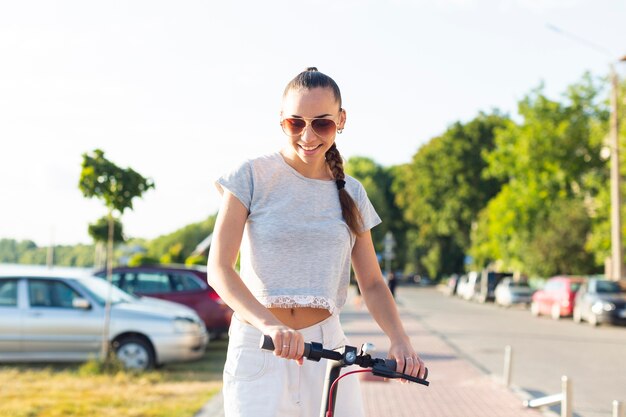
left=305, top=67, right=318, bottom=72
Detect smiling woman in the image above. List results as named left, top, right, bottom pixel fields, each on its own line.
left=207, top=67, right=426, bottom=417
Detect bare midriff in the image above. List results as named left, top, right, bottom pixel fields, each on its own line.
left=268, top=307, right=332, bottom=330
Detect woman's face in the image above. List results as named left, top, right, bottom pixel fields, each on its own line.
left=280, top=87, right=346, bottom=168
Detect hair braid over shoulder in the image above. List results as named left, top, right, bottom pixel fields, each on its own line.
left=325, top=144, right=363, bottom=235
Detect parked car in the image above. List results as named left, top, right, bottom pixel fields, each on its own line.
left=409, top=274, right=433, bottom=286
left=473, top=271, right=514, bottom=303
left=494, top=278, right=534, bottom=307
left=458, top=271, right=479, bottom=301
left=444, top=274, right=461, bottom=296
left=530, top=275, right=586, bottom=320
left=94, top=265, right=232, bottom=339
left=573, top=279, right=626, bottom=326
left=0, top=272, right=208, bottom=370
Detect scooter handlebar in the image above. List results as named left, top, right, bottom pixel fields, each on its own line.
left=260, top=335, right=429, bottom=386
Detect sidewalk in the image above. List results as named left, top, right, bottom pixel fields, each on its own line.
left=196, top=287, right=549, bottom=417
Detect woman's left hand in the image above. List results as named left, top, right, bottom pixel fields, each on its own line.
left=388, top=339, right=426, bottom=384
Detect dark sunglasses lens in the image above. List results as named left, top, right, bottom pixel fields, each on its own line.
left=311, top=119, right=337, bottom=137
left=282, top=118, right=306, bottom=135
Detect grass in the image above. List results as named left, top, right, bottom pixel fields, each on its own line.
left=0, top=338, right=228, bottom=417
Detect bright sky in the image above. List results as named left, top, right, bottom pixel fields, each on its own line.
left=1, top=0, right=625, bottom=247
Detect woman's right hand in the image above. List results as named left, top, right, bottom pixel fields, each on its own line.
left=263, top=325, right=305, bottom=365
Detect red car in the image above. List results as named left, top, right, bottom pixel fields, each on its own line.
left=95, top=265, right=233, bottom=339
left=531, top=275, right=586, bottom=320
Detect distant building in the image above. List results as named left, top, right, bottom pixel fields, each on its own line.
left=191, top=233, right=212, bottom=257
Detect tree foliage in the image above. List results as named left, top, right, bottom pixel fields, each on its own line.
left=392, top=111, right=509, bottom=278
left=345, top=157, right=411, bottom=270
left=345, top=157, right=391, bottom=248
left=146, top=215, right=217, bottom=262
left=88, top=216, right=125, bottom=244
left=470, top=74, right=610, bottom=275
left=79, top=149, right=155, bottom=215
left=0, top=239, right=95, bottom=266
left=525, top=199, right=596, bottom=276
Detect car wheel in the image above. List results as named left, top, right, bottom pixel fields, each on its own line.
left=551, top=304, right=561, bottom=320
left=114, top=336, right=155, bottom=371
left=588, top=313, right=599, bottom=327
left=573, top=307, right=582, bottom=323
left=531, top=302, right=540, bottom=317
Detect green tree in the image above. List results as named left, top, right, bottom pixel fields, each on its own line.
left=128, top=253, right=160, bottom=267
left=345, top=157, right=390, bottom=249
left=147, top=215, right=217, bottom=262
left=78, top=148, right=155, bottom=360
left=160, top=242, right=184, bottom=264
left=88, top=216, right=125, bottom=244
left=471, top=74, right=609, bottom=275
left=393, top=111, right=509, bottom=278
left=525, top=199, right=596, bottom=276
left=185, top=254, right=208, bottom=267
left=0, top=239, right=19, bottom=263
left=345, top=156, right=411, bottom=273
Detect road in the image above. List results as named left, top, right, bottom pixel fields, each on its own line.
left=395, top=285, right=626, bottom=417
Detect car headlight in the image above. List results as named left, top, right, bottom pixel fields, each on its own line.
left=173, top=317, right=201, bottom=333
left=591, top=301, right=616, bottom=314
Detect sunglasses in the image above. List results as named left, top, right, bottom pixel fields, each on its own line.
left=280, top=116, right=339, bottom=139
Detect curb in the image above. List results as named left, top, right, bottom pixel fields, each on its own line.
left=193, top=390, right=224, bottom=417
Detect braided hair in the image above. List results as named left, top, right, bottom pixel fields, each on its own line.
left=283, top=67, right=364, bottom=235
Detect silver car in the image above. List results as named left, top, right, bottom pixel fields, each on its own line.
left=494, top=278, right=534, bottom=307
left=0, top=272, right=208, bottom=370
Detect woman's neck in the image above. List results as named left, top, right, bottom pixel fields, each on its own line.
left=279, top=149, right=333, bottom=180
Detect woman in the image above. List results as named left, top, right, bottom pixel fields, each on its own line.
left=207, top=67, right=425, bottom=417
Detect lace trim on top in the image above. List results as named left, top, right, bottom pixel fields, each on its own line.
left=258, top=295, right=338, bottom=315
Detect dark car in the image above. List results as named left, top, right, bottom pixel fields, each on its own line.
left=95, top=265, right=233, bottom=339
left=573, top=279, right=626, bottom=326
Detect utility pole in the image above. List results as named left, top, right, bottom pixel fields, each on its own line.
left=546, top=24, right=625, bottom=281
left=610, top=63, right=624, bottom=281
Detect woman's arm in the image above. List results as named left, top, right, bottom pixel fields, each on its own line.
left=207, top=190, right=304, bottom=363
left=351, top=230, right=426, bottom=380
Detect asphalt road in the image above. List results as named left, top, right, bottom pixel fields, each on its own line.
left=395, top=285, right=626, bottom=417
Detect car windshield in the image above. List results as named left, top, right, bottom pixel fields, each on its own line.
left=509, top=282, right=530, bottom=288
left=77, top=277, right=137, bottom=306
left=596, top=281, right=622, bottom=294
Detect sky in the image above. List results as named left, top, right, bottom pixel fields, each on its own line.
left=1, top=0, right=625, bottom=247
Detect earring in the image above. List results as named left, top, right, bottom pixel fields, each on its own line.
left=337, top=128, right=344, bottom=134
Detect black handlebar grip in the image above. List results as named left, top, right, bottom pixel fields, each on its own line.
left=260, top=335, right=274, bottom=350
left=259, top=335, right=312, bottom=358
left=385, top=359, right=396, bottom=370
left=384, top=359, right=429, bottom=380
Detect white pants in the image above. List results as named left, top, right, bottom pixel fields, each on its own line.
left=222, top=313, right=366, bottom=417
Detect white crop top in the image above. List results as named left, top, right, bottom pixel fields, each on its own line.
left=215, top=152, right=381, bottom=315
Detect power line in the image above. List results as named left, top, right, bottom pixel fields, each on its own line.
left=546, top=23, right=614, bottom=59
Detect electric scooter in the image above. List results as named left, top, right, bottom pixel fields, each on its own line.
left=261, top=336, right=429, bottom=417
